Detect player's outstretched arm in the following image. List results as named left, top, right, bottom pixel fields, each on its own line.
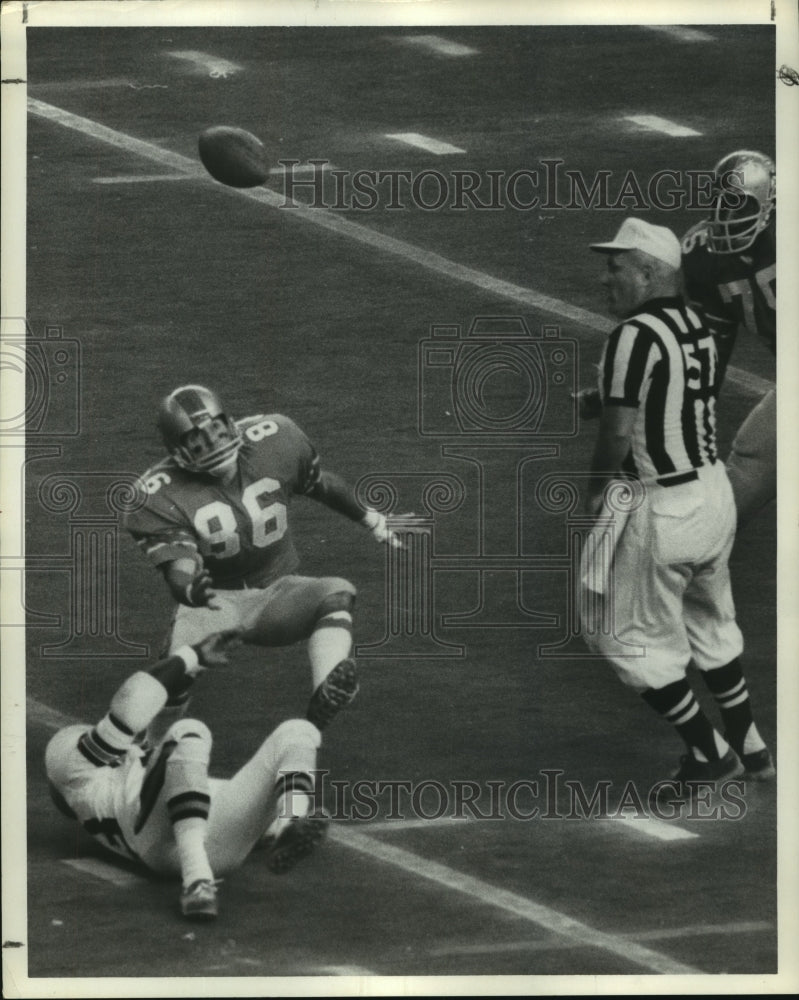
left=73, top=632, right=241, bottom=769
left=149, top=630, right=241, bottom=690
left=307, top=469, right=411, bottom=548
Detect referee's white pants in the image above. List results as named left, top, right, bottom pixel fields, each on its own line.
left=582, top=462, right=743, bottom=691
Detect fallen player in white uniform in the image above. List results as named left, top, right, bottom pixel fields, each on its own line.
left=45, top=631, right=329, bottom=921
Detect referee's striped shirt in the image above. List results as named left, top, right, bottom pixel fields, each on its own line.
left=599, top=296, right=719, bottom=485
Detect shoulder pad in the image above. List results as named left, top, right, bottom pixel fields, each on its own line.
left=137, top=455, right=173, bottom=481
left=238, top=413, right=303, bottom=437
left=235, top=413, right=268, bottom=431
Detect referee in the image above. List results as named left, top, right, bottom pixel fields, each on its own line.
left=582, top=218, right=774, bottom=805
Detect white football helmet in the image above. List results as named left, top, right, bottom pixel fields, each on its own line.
left=708, top=150, right=775, bottom=254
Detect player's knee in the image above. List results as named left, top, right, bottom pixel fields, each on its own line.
left=271, top=718, right=322, bottom=750
left=166, top=718, right=213, bottom=762
left=316, top=582, right=357, bottom=618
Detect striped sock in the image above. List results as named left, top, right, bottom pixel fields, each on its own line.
left=641, top=678, right=728, bottom=762
left=171, top=815, right=213, bottom=888
left=165, top=731, right=213, bottom=888
left=702, top=659, right=766, bottom=755
left=269, top=771, right=315, bottom=838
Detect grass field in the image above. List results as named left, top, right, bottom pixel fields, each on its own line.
left=8, top=19, right=784, bottom=991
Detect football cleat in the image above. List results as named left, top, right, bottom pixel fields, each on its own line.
left=721, top=731, right=776, bottom=780
left=728, top=744, right=776, bottom=781
left=263, top=811, right=330, bottom=875
left=306, top=658, right=359, bottom=730
left=740, top=747, right=776, bottom=780
left=158, top=384, right=243, bottom=477
left=180, top=879, right=218, bottom=921
left=708, top=149, right=775, bottom=254
left=649, top=748, right=745, bottom=809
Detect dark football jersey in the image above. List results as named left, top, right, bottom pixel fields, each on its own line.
left=681, top=219, right=776, bottom=360
left=125, top=414, right=321, bottom=588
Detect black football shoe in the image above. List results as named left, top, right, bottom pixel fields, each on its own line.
left=306, top=658, right=359, bottom=730
left=263, top=811, right=330, bottom=874
left=649, top=748, right=745, bottom=809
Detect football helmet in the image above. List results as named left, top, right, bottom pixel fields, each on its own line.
left=708, top=149, right=775, bottom=254
left=157, top=385, right=242, bottom=476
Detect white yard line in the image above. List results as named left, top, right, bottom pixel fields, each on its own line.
left=358, top=816, right=472, bottom=833
left=384, top=132, right=466, bottom=155
left=31, top=78, right=168, bottom=91
left=642, top=26, right=714, bottom=43
left=633, top=920, right=773, bottom=941
left=61, top=858, right=141, bottom=888
left=27, top=97, right=772, bottom=399
left=428, top=920, right=774, bottom=957
left=607, top=814, right=698, bottom=842
left=269, top=162, right=336, bottom=176
left=93, top=174, right=192, bottom=184
left=27, top=697, right=78, bottom=731
left=397, top=35, right=479, bottom=57
left=363, top=814, right=697, bottom=840
left=166, top=50, right=243, bottom=79
left=94, top=164, right=333, bottom=184
left=329, top=826, right=700, bottom=974
left=623, top=114, right=702, bottom=138
left=310, top=964, right=379, bottom=976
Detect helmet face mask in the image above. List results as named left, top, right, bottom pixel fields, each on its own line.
left=158, top=385, right=243, bottom=476
left=708, top=150, right=775, bottom=254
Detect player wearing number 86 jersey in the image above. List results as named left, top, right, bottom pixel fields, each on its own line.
left=131, top=411, right=316, bottom=589
left=124, top=385, right=409, bottom=729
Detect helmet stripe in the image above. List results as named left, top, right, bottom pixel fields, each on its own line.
left=173, top=386, right=214, bottom=422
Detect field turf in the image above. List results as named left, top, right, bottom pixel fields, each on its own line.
left=16, top=23, right=780, bottom=987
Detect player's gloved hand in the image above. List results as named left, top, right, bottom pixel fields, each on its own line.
left=361, top=509, right=414, bottom=550
left=182, top=570, right=220, bottom=610
left=192, top=629, right=242, bottom=668
left=572, top=387, right=603, bottom=420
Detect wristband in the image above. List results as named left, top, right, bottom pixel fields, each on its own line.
left=361, top=510, right=381, bottom=530
left=174, top=644, right=202, bottom=676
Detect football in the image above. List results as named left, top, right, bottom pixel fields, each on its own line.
left=198, top=126, right=269, bottom=188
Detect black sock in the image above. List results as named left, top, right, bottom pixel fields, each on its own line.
left=702, top=659, right=757, bottom=752
left=641, top=678, right=725, bottom=761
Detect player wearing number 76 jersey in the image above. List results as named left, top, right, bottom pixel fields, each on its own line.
left=680, top=150, right=776, bottom=529
left=124, top=385, right=407, bottom=729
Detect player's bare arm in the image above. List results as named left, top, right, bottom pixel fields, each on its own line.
left=586, top=404, right=636, bottom=514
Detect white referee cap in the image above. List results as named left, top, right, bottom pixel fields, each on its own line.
left=590, top=217, right=682, bottom=270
